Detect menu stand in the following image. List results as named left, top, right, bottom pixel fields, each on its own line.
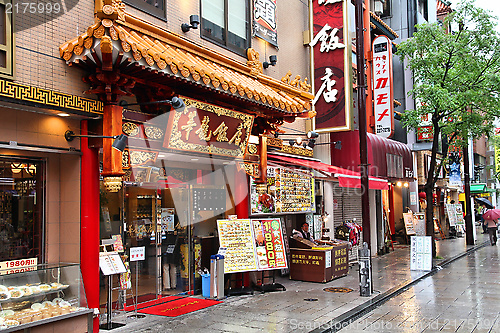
left=226, top=273, right=254, bottom=296
left=127, top=247, right=146, bottom=320
left=99, top=250, right=127, bottom=331
left=253, top=270, right=286, bottom=293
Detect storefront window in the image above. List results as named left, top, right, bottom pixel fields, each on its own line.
left=0, top=158, right=44, bottom=262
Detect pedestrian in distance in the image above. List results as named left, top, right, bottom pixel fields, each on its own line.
left=480, top=204, right=488, bottom=234
left=484, top=216, right=498, bottom=246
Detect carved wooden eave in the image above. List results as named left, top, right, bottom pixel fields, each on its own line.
left=59, top=0, right=315, bottom=129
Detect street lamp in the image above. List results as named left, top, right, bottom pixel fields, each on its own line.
left=64, top=131, right=128, bottom=152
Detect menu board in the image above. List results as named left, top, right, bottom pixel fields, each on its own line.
left=402, top=213, right=416, bottom=235
left=250, top=166, right=315, bottom=215
left=99, top=253, right=127, bottom=276
left=445, top=204, right=457, bottom=226
left=252, top=219, right=287, bottom=270
left=217, top=219, right=258, bottom=273
left=454, top=204, right=465, bottom=226
left=410, top=236, right=432, bottom=271
left=217, top=218, right=288, bottom=273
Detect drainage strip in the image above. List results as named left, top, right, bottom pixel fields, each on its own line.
left=310, top=240, right=490, bottom=333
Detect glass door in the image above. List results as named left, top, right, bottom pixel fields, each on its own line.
left=124, top=185, right=160, bottom=305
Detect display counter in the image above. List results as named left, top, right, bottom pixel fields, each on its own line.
left=289, top=237, right=349, bottom=283
left=0, top=263, right=91, bottom=332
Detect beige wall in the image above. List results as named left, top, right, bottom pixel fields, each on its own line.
left=0, top=109, right=82, bottom=264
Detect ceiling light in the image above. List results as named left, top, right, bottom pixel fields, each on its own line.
left=57, top=113, right=70, bottom=117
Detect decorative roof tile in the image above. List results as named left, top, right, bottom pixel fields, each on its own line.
left=60, top=2, right=314, bottom=119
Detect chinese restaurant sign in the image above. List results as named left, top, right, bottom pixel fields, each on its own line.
left=253, top=0, right=278, bottom=47
left=250, top=166, right=315, bottom=215
left=164, top=98, right=254, bottom=158
left=217, top=218, right=288, bottom=273
left=310, top=0, right=352, bottom=132
left=372, top=35, right=394, bottom=138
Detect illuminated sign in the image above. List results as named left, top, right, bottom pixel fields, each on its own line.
left=372, top=35, right=394, bottom=138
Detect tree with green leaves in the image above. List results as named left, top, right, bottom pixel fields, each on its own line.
left=396, top=0, right=500, bottom=255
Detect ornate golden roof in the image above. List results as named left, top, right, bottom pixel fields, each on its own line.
left=59, top=0, right=315, bottom=119
left=370, top=12, right=399, bottom=39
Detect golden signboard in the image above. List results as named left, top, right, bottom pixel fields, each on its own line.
left=164, top=97, right=254, bottom=158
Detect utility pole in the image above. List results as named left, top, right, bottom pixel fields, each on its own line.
left=463, top=139, right=474, bottom=245
left=355, top=0, right=370, bottom=248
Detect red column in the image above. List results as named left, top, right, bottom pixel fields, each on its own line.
left=234, top=167, right=249, bottom=287
left=80, top=120, right=100, bottom=332
left=102, top=104, right=124, bottom=176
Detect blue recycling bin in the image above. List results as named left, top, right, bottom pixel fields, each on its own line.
left=201, top=273, right=210, bottom=298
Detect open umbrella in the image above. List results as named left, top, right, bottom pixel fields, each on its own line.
left=475, top=197, right=494, bottom=209
left=482, top=209, right=500, bottom=220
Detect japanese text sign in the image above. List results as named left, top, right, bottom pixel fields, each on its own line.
left=253, top=0, right=278, bottom=47
left=372, top=35, right=394, bottom=138
left=164, top=97, right=254, bottom=158
left=130, top=246, right=146, bottom=262
left=310, top=0, right=352, bottom=132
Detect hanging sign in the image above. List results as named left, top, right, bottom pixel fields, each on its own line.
left=164, top=97, right=254, bottom=158
left=311, top=0, right=353, bottom=132
left=372, top=35, right=394, bottom=138
left=253, top=0, right=278, bottom=47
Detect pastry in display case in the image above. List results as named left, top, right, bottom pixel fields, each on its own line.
left=0, top=263, right=91, bottom=331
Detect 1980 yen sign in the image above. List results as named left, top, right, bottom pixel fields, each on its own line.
left=6, top=0, right=79, bottom=31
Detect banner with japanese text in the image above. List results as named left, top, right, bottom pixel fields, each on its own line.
left=372, top=35, right=394, bottom=138
left=164, top=97, right=254, bottom=158
left=252, top=219, right=287, bottom=270
left=310, top=0, right=353, bottom=132
left=253, top=0, right=278, bottom=47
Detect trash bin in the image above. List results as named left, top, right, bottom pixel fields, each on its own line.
left=201, top=273, right=210, bottom=298
left=209, top=254, right=224, bottom=300
left=358, top=242, right=372, bottom=297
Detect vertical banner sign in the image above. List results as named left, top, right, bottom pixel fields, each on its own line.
left=410, top=236, right=432, bottom=271
left=310, top=0, right=352, bottom=132
left=253, top=0, right=278, bottom=47
left=495, top=128, right=500, bottom=179
left=372, top=35, right=394, bottom=138
left=253, top=219, right=287, bottom=270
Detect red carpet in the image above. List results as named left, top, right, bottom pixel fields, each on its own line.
left=137, top=297, right=222, bottom=317
left=123, top=295, right=182, bottom=311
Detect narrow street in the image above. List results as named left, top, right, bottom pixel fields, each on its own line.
left=340, top=244, right=500, bottom=333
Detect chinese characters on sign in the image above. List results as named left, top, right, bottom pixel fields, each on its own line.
left=311, top=0, right=351, bottom=131
left=253, top=219, right=287, bottom=269
left=165, top=98, right=254, bottom=158
left=253, top=0, right=278, bottom=47
left=410, top=236, right=432, bottom=271
left=372, top=35, right=394, bottom=138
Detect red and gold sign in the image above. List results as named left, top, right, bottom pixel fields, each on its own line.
left=311, top=0, right=353, bottom=132
left=164, top=98, right=254, bottom=158
left=417, top=126, right=433, bottom=141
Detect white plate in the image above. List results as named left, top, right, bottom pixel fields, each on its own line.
left=8, top=288, right=23, bottom=299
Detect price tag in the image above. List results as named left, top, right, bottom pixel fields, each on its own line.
left=130, top=247, right=146, bottom=262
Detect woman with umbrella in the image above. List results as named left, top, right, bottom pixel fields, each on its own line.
left=482, top=208, right=500, bottom=245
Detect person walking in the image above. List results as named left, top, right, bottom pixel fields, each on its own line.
left=480, top=204, right=488, bottom=234
left=484, top=216, right=498, bottom=246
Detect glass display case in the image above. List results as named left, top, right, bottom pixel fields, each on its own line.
left=0, top=263, right=91, bottom=331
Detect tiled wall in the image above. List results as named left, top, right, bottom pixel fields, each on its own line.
left=0, top=109, right=81, bottom=264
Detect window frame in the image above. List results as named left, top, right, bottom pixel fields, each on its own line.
left=200, top=0, right=251, bottom=56
left=0, top=0, right=14, bottom=78
left=123, top=0, right=167, bottom=21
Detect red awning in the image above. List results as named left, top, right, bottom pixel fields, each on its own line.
left=268, top=154, right=389, bottom=190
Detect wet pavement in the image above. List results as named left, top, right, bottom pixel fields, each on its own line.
left=340, top=236, right=500, bottom=332
left=103, top=231, right=491, bottom=333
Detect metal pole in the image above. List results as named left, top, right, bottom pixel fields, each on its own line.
left=463, top=140, right=474, bottom=245
left=107, top=274, right=112, bottom=329
left=135, top=261, right=139, bottom=316
left=355, top=0, right=371, bottom=248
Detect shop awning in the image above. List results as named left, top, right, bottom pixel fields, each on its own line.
left=268, top=154, right=389, bottom=190
left=470, top=183, right=487, bottom=194
left=330, top=131, right=414, bottom=181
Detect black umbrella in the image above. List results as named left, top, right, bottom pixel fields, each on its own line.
left=475, top=197, right=494, bottom=209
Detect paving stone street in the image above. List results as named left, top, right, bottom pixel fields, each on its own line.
left=105, top=231, right=495, bottom=333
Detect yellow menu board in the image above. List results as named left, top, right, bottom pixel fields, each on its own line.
left=217, top=219, right=258, bottom=273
